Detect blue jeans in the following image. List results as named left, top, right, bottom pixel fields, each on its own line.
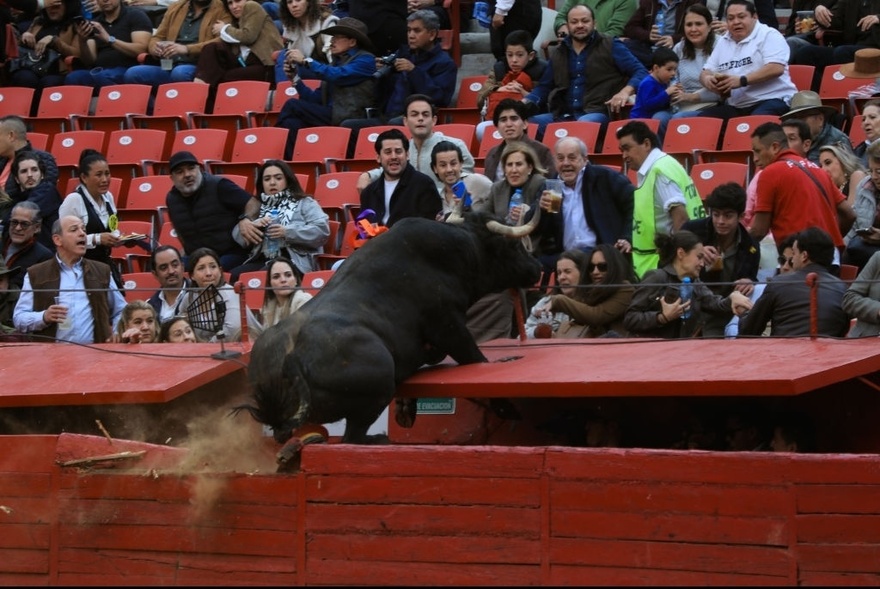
left=65, top=66, right=127, bottom=89
left=123, top=64, right=197, bottom=86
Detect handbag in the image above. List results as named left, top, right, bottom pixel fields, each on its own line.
left=8, top=46, right=61, bottom=77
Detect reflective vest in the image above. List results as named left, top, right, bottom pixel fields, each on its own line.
left=632, top=155, right=705, bottom=278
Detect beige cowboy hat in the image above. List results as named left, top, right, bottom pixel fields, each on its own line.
left=839, top=48, right=880, bottom=78
left=780, top=90, right=837, bottom=120
left=320, top=17, right=376, bottom=54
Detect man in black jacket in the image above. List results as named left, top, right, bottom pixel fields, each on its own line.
left=534, top=136, right=634, bottom=270
left=359, top=128, right=441, bottom=227
left=682, top=182, right=760, bottom=336
left=739, top=226, right=849, bottom=337
left=164, top=151, right=261, bottom=270
left=2, top=201, right=52, bottom=289
left=0, top=116, right=59, bottom=246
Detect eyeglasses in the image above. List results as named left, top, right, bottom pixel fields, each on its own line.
left=587, top=262, right=608, bottom=272
left=9, top=220, right=35, bottom=229
left=869, top=168, right=880, bottom=177
left=777, top=256, right=793, bottom=266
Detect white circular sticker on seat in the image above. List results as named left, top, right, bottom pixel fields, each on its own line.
left=327, top=179, right=339, bottom=189
left=306, top=133, right=319, bottom=143
left=139, top=183, right=153, bottom=191
left=736, top=123, right=750, bottom=133
left=247, top=278, right=262, bottom=288
left=119, top=135, right=132, bottom=145
left=245, top=134, right=257, bottom=144
left=226, top=88, right=239, bottom=97
left=700, top=170, right=714, bottom=180
left=108, top=91, right=121, bottom=100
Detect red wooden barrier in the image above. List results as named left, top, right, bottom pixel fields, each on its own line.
left=1, top=435, right=880, bottom=586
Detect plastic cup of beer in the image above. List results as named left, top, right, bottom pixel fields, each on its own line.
left=160, top=58, right=173, bottom=71
left=544, top=179, right=564, bottom=213
left=54, top=295, right=72, bottom=330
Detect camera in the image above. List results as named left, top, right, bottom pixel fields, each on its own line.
left=373, top=52, right=397, bottom=79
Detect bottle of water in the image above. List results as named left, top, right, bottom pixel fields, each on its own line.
left=508, top=188, right=524, bottom=225
left=655, top=5, right=665, bottom=36
left=679, top=276, right=693, bottom=320
left=263, top=209, right=282, bottom=258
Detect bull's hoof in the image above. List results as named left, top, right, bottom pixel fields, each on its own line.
left=363, top=433, right=390, bottom=444
left=276, top=439, right=303, bottom=473
left=275, top=425, right=329, bottom=473
left=394, top=398, right=417, bottom=428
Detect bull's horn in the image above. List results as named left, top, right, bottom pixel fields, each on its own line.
left=486, top=203, right=541, bottom=237
left=445, top=193, right=465, bottom=224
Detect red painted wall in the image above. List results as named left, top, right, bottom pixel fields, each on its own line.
left=1, top=436, right=879, bottom=585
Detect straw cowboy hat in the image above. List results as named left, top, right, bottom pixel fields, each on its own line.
left=840, top=48, right=880, bottom=78
left=320, top=17, right=376, bottom=54
left=780, top=90, right=838, bottom=120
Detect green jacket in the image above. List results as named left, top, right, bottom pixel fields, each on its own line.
left=553, top=0, right=638, bottom=37
left=632, top=154, right=704, bottom=278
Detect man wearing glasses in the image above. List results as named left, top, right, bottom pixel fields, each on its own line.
left=2, top=201, right=53, bottom=290
left=14, top=215, right=126, bottom=344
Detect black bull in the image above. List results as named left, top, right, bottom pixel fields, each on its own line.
left=238, top=211, right=542, bottom=445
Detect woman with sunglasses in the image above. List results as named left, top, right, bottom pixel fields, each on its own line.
left=535, top=245, right=637, bottom=338
left=624, top=231, right=752, bottom=339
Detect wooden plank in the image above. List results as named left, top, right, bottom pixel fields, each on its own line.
left=399, top=339, right=880, bottom=398
left=307, top=533, right=540, bottom=565
left=551, top=480, right=790, bottom=517
left=797, top=545, right=880, bottom=573
left=302, top=445, right=545, bottom=478
left=306, top=558, right=540, bottom=586
left=789, top=457, right=880, bottom=484
left=0, top=344, right=251, bottom=407
left=0, top=573, right=50, bottom=586
left=0, top=473, right=51, bottom=496
left=57, top=524, right=295, bottom=557
left=304, top=475, right=540, bottom=507
left=56, top=498, right=297, bottom=532
left=799, top=571, right=880, bottom=585
left=548, top=538, right=792, bottom=577
left=176, top=552, right=297, bottom=578
left=58, top=547, right=181, bottom=579
left=59, top=548, right=298, bottom=584
left=305, top=504, right=541, bottom=537
left=0, top=548, right=49, bottom=574
left=0, top=523, right=51, bottom=549
left=61, top=473, right=298, bottom=506
left=0, top=497, right=55, bottom=524
left=551, top=511, right=789, bottom=547
left=549, top=564, right=791, bottom=585
left=547, top=449, right=795, bottom=484
left=0, top=436, right=57, bottom=472
left=797, top=515, right=880, bottom=543
left=797, top=484, right=880, bottom=513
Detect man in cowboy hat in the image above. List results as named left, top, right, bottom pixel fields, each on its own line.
left=790, top=0, right=880, bottom=91
left=780, top=90, right=853, bottom=164
left=275, top=16, right=378, bottom=159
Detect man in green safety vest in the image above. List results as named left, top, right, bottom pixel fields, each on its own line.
left=616, top=120, right=705, bottom=277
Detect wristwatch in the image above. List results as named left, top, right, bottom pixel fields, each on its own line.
left=739, top=75, right=748, bottom=87
left=108, top=35, right=117, bottom=45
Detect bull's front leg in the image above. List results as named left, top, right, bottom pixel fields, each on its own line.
left=427, top=313, right=487, bottom=366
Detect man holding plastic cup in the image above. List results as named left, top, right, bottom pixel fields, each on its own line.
left=13, top=216, right=125, bottom=343
left=533, top=136, right=635, bottom=273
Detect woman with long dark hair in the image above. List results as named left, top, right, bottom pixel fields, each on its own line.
left=230, top=159, right=329, bottom=282
left=624, top=231, right=752, bottom=338
left=543, top=244, right=637, bottom=338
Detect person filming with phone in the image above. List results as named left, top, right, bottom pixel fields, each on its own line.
left=66, top=0, right=152, bottom=89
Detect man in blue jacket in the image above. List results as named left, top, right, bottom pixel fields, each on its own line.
left=532, top=135, right=634, bottom=274
left=342, top=9, right=457, bottom=132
